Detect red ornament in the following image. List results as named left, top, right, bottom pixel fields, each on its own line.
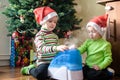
left=64, top=30, right=72, bottom=39
left=12, top=31, right=19, bottom=39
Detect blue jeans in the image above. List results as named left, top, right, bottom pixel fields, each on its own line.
left=30, top=63, right=49, bottom=80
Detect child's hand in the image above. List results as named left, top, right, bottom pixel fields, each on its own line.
left=92, top=65, right=100, bottom=70
left=57, top=45, right=69, bottom=51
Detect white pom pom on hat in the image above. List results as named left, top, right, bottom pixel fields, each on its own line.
left=33, top=6, right=58, bottom=25
left=86, top=14, right=108, bottom=36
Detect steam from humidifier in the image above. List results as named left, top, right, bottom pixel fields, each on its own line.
left=64, top=38, right=78, bottom=49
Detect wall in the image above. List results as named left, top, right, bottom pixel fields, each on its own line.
left=0, top=0, right=10, bottom=66
left=74, top=0, right=105, bottom=28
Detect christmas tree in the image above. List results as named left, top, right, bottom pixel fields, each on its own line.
left=2, top=0, right=82, bottom=67
left=3, top=0, right=82, bottom=38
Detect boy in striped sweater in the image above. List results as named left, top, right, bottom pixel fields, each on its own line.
left=21, top=6, right=68, bottom=80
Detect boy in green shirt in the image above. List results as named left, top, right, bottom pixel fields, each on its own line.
left=78, top=14, right=113, bottom=80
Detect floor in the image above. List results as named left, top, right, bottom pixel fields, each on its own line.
left=0, top=66, right=120, bottom=80
left=0, top=66, right=36, bottom=80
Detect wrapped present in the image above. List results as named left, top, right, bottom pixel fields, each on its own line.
left=10, top=38, right=16, bottom=67
left=30, top=49, right=37, bottom=64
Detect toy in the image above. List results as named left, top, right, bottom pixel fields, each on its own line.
left=48, top=49, right=83, bottom=80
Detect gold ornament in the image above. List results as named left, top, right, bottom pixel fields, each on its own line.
left=20, top=15, right=24, bottom=23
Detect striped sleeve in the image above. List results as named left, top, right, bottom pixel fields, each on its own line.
left=34, top=31, right=58, bottom=54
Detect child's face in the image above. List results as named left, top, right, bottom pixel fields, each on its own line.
left=42, top=16, right=58, bottom=31
left=87, top=26, right=102, bottom=40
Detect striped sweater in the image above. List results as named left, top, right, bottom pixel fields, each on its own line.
left=34, top=27, right=59, bottom=66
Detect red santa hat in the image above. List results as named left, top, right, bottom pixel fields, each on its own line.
left=33, top=6, right=58, bottom=25
left=86, top=14, right=108, bottom=36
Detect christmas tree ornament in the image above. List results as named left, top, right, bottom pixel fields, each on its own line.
left=16, top=56, right=21, bottom=67
left=22, top=56, right=29, bottom=66
left=20, top=15, right=24, bottom=23
left=42, top=0, right=47, bottom=5
left=12, top=31, right=19, bottom=39
left=66, top=30, right=73, bottom=39
left=14, top=39, right=19, bottom=48
left=59, top=12, right=65, bottom=17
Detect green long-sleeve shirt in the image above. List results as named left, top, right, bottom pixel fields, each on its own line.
left=78, top=38, right=112, bottom=70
